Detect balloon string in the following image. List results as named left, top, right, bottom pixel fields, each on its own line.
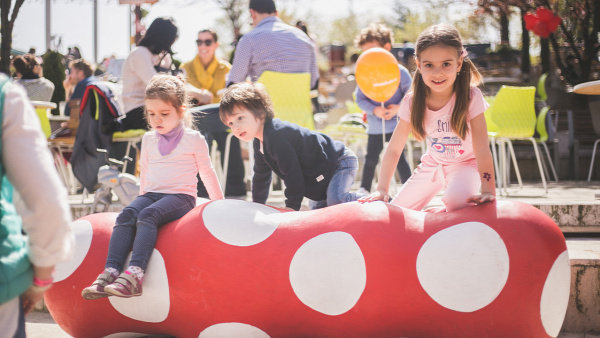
left=381, top=102, right=386, bottom=147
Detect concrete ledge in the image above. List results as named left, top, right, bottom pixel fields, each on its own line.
left=535, top=205, right=600, bottom=233
left=562, top=239, right=600, bottom=334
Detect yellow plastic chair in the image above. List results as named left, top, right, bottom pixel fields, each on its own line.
left=488, top=86, right=549, bottom=194
left=537, top=73, right=549, bottom=102
left=113, top=129, right=147, bottom=175
left=31, top=100, right=56, bottom=138
left=257, top=71, right=315, bottom=130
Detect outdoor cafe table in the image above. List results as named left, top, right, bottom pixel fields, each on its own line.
left=573, top=80, right=600, bottom=95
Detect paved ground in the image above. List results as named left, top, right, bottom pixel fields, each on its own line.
left=27, top=181, right=600, bottom=337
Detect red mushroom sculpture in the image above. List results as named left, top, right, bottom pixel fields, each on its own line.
left=45, top=200, right=570, bottom=338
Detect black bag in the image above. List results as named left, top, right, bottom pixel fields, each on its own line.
left=154, top=51, right=182, bottom=76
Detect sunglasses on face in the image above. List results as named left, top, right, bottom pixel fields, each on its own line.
left=196, top=39, right=214, bottom=46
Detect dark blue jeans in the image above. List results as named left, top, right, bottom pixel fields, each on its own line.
left=105, top=192, right=196, bottom=272
left=360, top=132, right=412, bottom=191
left=309, top=148, right=363, bottom=209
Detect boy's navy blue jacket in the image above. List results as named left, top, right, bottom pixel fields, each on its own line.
left=253, top=118, right=345, bottom=210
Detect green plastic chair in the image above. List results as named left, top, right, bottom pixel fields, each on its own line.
left=537, top=73, right=549, bottom=102
left=257, top=71, right=315, bottom=130
left=488, top=86, right=549, bottom=194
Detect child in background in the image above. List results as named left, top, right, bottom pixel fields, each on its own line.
left=220, top=82, right=366, bottom=211
left=354, top=23, right=413, bottom=195
left=359, top=24, right=495, bottom=212
left=82, top=74, right=223, bottom=299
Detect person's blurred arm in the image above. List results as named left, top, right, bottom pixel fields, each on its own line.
left=63, top=76, right=73, bottom=101
left=186, top=83, right=213, bottom=105
left=3, top=84, right=74, bottom=311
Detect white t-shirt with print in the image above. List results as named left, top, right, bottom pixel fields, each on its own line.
left=398, top=87, right=489, bottom=167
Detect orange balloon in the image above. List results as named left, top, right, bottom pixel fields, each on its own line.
left=355, top=47, right=401, bottom=102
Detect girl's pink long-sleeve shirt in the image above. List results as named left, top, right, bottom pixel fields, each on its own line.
left=139, top=128, right=223, bottom=200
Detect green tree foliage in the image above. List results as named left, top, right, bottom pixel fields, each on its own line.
left=391, top=11, right=440, bottom=45
left=327, top=14, right=360, bottom=48
left=42, top=51, right=65, bottom=115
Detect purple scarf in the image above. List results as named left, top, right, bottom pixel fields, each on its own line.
left=158, top=122, right=185, bottom=156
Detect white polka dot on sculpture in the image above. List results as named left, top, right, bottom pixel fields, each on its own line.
left=203, top=200, right=282, bottom=246
left=54, top=220, right=93, bottom=282
left=416, top=222, right=509, bottom=312
left=540, top=250, right=571, bottom=337
left=289, top=232, right=367, bottom=316
left=198, top=323, right=270, bottom=338
left=109, top=249, right=170, bottom=323
left=104, top=333, right=152, bottom=338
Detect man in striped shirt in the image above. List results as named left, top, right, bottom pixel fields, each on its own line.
left=227, top=0, right=319, bottom=90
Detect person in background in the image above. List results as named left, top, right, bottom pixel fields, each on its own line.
left=119, top=17, right=210, bottom=176
left=121, top=16, right=211, bottom=132
left=12, top=54, right=55, bottom=101
left=70, top=47, right=82, bottom=60
left=359, top=24, right=495, bottom=212
left=63, top=58, right=95, bottom=116
left=295, top=20, right=319, bottom=61
left=402, top=40, right=416, bottom=69
left=220, top=82, right=366, bottom=211
left=82, top=74, right=223, bottom=300
left=354, top=23, right=413, bottom=195
left=182, top=29, right=247, bottom=199
left=227, top=0, right=319, bottom=91
left=0, top=74, right=74, bottom=338
left=182, top=29, right=228, bottom=104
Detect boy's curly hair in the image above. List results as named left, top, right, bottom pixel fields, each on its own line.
left=354, top=22, right=393, bottom=49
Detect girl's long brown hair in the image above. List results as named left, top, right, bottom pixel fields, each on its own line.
left=410, top=24, right=482, bottom=141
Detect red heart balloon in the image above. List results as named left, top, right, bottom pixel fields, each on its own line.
left=524, top=7, right=561, bottom=38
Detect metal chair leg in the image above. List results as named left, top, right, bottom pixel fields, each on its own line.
left=221, top=132, right=234, bottom=192
left=504, top=139, right=523, bottom=189
left=529, top=137, right=548, bottom=194
left=540, top=142, right=558, bottom=182
left=490, top=137, right=502, bottom=193
left=587, top=139, right=600, bottom=181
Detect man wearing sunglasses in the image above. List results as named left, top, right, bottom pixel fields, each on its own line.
left=183, top=30, right=248, bottom=200
left=227, top=0, right=319, bottom=90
